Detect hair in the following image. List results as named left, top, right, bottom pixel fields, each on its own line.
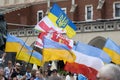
left=98, top=64, right=120, bottom=80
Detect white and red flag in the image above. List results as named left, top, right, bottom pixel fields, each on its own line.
left=34, top=32, right=73, bottom=49
left=34, top=16, right=65, bottom=33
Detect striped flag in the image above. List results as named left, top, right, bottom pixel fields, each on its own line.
left=103, top=38, right=120, bottom=64
left=48, top=3, right=77, bottom=38
left=34, top=32, right=73, bottom=49
left=34, top=16, right=65, bottom=33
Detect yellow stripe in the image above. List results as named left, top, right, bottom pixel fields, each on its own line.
left=42, top=48, right=76, bottom=63
left=103, top=47, right=120, bottom=64
left=65, top=25, right=76, bottom=38
left=48, top=13, right=58, bottom=27
left=5, top=42, right=27, bottom=52
left=48, top=13, right=76, bottom=38
left=16, top=52, right=42, bottom=66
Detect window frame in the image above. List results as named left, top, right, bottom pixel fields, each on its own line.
left=37, top=10, right=44, bottom=22
left=85, top=5, right=93, bottom=21
left=113, top=2, right=120, bottom=19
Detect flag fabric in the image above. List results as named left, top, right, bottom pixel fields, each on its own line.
left=72, top=50, right=104, bottom=71
left=77, top=74, right=88, bottom=80
left=34, top=16, right=64, bottom=33
left=42, top=37, right=75, bottom=63
left=51, top=32, right=73, bottom=49
left=64, top=50, right=102, bottom=80
left=64, top=62, right=97, bottom=80
left=42, top=48, right=76, bottom=63
left=48, top=3, right=77, bottom=38
left=34, top=32, right=48, bottom=49
left=74, top=41, right=111, bottom=63
left=43, top=37, right=70, bottom=50
left=34, top=32, right=73, bottom=49
left=103, top=38, right=120, bottom=64
left=5, top=34, right=42, bottom=66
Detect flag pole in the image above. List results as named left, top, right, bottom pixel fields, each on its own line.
left=26, top=46, right=35, bottom=68
left=15, top=36, right=29, bottom=61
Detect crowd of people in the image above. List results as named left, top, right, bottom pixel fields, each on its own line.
left=0, top=59, right=120, bottom=80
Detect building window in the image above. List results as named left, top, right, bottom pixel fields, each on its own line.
left=61, top=8, right=67, bottom=14
left=85, top=5, right=93, bottom=21
left=37, top=10, right=44, bottom=22
left=5, top=0, right=9, bottom=4
left=113, top=2, right=120, bottom=18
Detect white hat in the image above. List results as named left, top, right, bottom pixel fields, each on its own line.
left=16, top=63, right=20, bottom=66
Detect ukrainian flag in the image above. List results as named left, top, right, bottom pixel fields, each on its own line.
left=5, top=34, right=42, bottom=66
left=103, top=38, right=120, bottom=64
left=48, top=4, right=77, bottom=38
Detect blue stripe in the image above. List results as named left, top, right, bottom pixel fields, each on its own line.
left=50, top=3, right=77, bottom=30
left=74, top=41, right=111, bottom=63
left=43, top=37, right=70, bottom=50
left=105, top=38, right=120, bottom=54
left=7, top=34, right=42, bottom=60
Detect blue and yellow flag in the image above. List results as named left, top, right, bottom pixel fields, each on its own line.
left=42, top=37, right=76, bottom=63
left=5, top=34, right=42, bottom=66
left=73, top=41, right=111, bottom=63
left=48, top=4, right=77, bottom=38
left=103, top=38, right=120, bottom=64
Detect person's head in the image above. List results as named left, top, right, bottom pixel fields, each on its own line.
left=31, top=69, right=37, bottom=77
left=15, top=62, right=21, bottom=71
left=47, top=63, right=51, bottom=69
left=97, top=64, right=120, bottom=80
left=44, top=70, right=48, bottom=76
left=7, top=60, right=12, bottom=66
left=35, top=70, right=43, bottom=78
left=0, top=67, right=4, bottom=76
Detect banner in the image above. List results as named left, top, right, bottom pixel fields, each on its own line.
left=103, top=38, right=120, bottom=64
left=48, top=4, right=77, bottom=38
left=5, top=34, right=42, bottom=66
left=35, top=32, right=73, bottom=49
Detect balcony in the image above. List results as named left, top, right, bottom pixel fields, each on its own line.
left=8, top=19, right=120, bottom=37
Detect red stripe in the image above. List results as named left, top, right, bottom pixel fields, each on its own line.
left=35, top=41, right=43, bottom=48
left=38, top=21, right=51, bottom=32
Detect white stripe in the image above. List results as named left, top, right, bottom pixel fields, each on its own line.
left=72, top=50, right=104, bottom=71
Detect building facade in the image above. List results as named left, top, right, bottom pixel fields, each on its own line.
left=0, top=0, right=120, bottom=48
left=0, top=0, right=120, bottom=68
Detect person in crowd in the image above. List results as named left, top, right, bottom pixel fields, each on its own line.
left=43, top=70, right=49, bottom=80
left=10, top=62, right=23, bottom=79
left=25, top=65, right=32, bottom=80
left=96, top=63, right=120, bottom=80
left=48, top=69, right=61, bottom=80
left=65, top=72, right=75, bottom=80
left=30, top=69, right=36, bottom=80
left=0, top=67, right=7, bottom=80
left=47, top=64, right=52, bottom=76
left=34, top=70, right=44, bottom=80
left=4, top=60, right=13, bottom=79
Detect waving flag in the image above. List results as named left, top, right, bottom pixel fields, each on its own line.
left=35, top=32, right=73, bottom=49
left=5, top=34, right=42, bottom=66
left=42, top=37, right=75, bottom=63
left=48, top=4, right=77, bottom=38
left=51, top=32, right=73, bottom=49
left=34, top=16, right=65, bottom=33
left=34, top=32, right=48, bottom=49
left=74, top=41, right=111, bottom=63
left=64, top=62, right=97, bottom=80
left=64, top=50, right=103, bottom=80
left=72, top=50, right=104, bottom=71
left=103, top=38, right=120, bottom=64
left=43, top=37, right=70, bottom=50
